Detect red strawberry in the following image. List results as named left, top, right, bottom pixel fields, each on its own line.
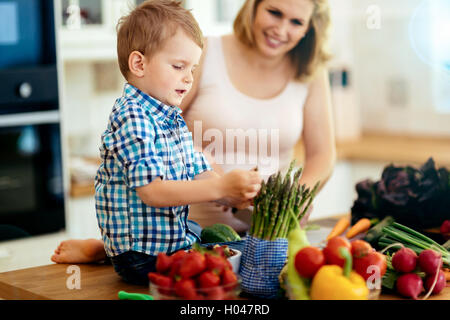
left=168, top=250, right=188, bottom=278
left=169, top=258, right=183, bottom=279
left=198, top=270, right=221, bottom=289
left=170, top=250, right=188, bottom=262
left=205, top=253, right=227, bottom=275
left=156, top=253, right=172, bottom=273
left=178, top=251, right=206, bottom=279
left=221, top=269, right=238, bottom=291
left=174, top=279, right=198, bottom=300
left=148, top=273, right=173, bottom=295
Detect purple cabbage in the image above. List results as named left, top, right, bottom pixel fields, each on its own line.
left=351, top=158, right=450, bottom=229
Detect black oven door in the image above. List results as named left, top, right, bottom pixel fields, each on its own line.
left=0, top=110, right=65, bottom=238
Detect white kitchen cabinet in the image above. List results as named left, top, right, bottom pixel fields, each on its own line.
left=57, top=0, right=245, bottom=60
left=57, top=0, right=136, bottom=61
left=311, top=160, right=386, bottom=221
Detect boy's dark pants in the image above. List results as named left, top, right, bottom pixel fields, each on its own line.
left=110, top=220, right=203, bottom=285
left=110, top=251, right=158, bottom=285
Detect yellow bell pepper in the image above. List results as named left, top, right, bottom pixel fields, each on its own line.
left=310, top=247, right=369, bottom=300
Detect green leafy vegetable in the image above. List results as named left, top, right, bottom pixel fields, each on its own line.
left=351, top=158, right=450, bottom=230
left=377, top=222, right=450, bottom=268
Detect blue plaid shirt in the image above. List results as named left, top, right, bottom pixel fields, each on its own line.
left=95, top=83, right=211, bottom=257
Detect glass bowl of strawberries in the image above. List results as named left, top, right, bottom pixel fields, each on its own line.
left=148, top=246, right=241, bottom=300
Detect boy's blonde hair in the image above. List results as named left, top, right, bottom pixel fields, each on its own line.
left=234, top=0, right=332, bottom=82
left=117, top=0, right=203, bottom=79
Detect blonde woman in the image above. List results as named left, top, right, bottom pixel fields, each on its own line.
left=51, top=0, right=335, bottom=264
left=183, top=0, right=335, bottom=232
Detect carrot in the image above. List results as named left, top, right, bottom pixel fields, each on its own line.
left=346, top=218, right=372, bottom=239
left=326, top=217, right=350, bottom=241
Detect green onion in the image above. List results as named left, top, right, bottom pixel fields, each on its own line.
left=378, top=239, right=424, bottom=257
left=444, top=239, right=450, bottom=250
left=382, top=227, right=429, bottom=250
left=392, top=222, right=448, bottom=252
left=378, top=223, right=450, bottom=268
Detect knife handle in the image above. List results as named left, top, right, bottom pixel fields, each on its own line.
left=118, top=291, right=154, bottom=300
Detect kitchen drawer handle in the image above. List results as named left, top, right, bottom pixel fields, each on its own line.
left=0, top=110, right=60, bottom=127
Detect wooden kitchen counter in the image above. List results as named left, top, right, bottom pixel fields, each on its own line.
left=1, top=214, right=448, bottom=300
left=0, top=262, right=448, bottom=300
left=294, top=131, right=450, bottom=168
left=333, top=132, right=450, bottom=167
left=0, top=263, right=147, bottom=300
left=1, top=257, right=448, bottom=300
left=71, top=132, right=450, bottom=198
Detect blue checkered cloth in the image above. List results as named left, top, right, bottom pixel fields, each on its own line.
left=239, top=236, right=288, bottom=299
left=95, top=83, right=211, bottom=258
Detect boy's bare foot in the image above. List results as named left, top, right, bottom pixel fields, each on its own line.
left=51, top=239, right=107, bottom=264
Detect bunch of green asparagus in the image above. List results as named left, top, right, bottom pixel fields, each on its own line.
left=249, top=160, right=320, bottom=240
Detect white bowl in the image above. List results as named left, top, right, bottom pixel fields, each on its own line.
left=227, top=249, right=242, bottom=274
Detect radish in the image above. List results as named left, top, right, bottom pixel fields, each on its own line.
left=396, top=273, right=423, bottom=300
left=424, top=270, right=446, bottom=295
left=392, top=248, right=417, bottom=273
left=441, top=220, right=450, bottom=240
left=418, top=250, right=443, bottom=275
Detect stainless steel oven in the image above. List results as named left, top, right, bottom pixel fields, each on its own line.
left=0, top=0, right=65, bottom=240
left=0, top=111, right=65, bottom=237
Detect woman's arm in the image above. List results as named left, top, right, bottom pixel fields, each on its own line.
left=299, top=67, right=337, bottom=191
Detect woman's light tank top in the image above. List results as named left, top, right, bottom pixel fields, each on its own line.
left=184, top=36, right=309, bottom=232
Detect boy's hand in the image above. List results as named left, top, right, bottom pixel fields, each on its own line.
left=217, top=169, right=261, bottom=207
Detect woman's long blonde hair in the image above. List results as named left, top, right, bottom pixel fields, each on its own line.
left=233, top=0, right=332, bottom=82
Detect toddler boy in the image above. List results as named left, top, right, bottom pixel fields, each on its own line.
left=95, top=0, right=260, bottom=285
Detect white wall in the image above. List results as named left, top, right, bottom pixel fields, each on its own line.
left=57, top=0, right=450, bottom=234
left=346, top=0, right=450, bottom=136
left=60, top=0, right=450, bottom=158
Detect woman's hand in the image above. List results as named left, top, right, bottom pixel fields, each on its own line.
left=299, top=204, right=314, bottom=228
